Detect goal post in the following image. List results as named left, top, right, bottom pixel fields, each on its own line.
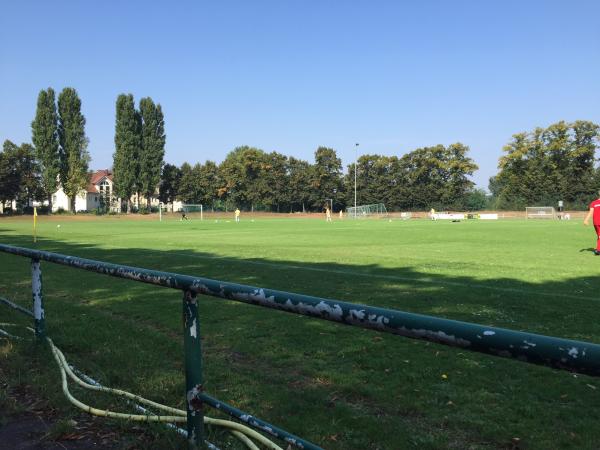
left=182, top=204, right=204, bottom=220
left=525, top=206, right=556, bottom=219
left=346, top=203, right=388, bottom=218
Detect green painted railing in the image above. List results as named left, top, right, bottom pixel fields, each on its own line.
left=1, top=243, right=600, bottom=449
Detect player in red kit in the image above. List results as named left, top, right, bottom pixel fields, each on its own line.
left=583, top=192, right=600, bottom=255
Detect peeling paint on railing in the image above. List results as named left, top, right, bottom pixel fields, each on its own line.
left=2, top=243, right=600, bottom=450
left=1, top=244, right=599, bottom=377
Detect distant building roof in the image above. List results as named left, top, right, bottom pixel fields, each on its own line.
left=86, top=169, right=113, bottom=193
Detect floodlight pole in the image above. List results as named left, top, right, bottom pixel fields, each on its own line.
left=354, top=143, right=359, bottom=218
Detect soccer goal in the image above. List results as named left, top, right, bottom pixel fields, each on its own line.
left=158, top=203, right=169, bottom=222
left=525, top=206, right=556, bottom=219
left=182, top=204, right=204, bottom=220
left=347, top=203, right=388, bottom=218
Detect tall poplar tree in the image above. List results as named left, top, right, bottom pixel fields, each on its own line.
left=113, top=94, right=141, bottom=213
left=139, top=97, right=165, bottom=207
left=57, top=88, right=90, bottom=213
left=31, top=87, right=60, bottom=212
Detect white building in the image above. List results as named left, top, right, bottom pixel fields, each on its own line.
left=52, top=169, right=116, bottom=212
left=51, top=169, right=161, bottom=213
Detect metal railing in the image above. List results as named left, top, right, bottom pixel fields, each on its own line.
left=1, top=243, right=600, bottom=449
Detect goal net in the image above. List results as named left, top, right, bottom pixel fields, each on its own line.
left=346, top=203, right=388, bottom=218
left=525, top=206, right=556, bottom=219
left=182, top=204, right=203, bottom=213
left=182, top=204, right=204, bottom=220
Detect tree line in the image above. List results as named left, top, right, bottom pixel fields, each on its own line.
left=2, top=86, right=599, bottom=213
left=0, top=88, right=165, bottom=213
left=490, top=120, right=600, bottom=210
left=159, top=143, right=481, bottom=212
left=1, top=87, right=90, bottom=212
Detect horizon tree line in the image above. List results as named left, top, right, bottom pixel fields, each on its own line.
left=0, top=88, right=165, bottom=214
left=160, top=144, right=481, bottom=212
left=2, top=88, right=599, bottom=213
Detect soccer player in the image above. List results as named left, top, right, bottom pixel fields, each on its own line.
left=325, top=206, right=332, bottom=222
left=339, top=210, right=343, bottom=220
left=235, top=208, right=240, bottom=222
left=430, top=208, right=436, bottom=220
left=181, top=211, right=189, bottom=221
left=584, top=193, right=600, bottom=255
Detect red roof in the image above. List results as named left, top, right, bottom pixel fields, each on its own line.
left=86, top=170, right=113, bottom=193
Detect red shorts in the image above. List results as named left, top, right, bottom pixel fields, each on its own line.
left=595, top=225, right=600, bottom=250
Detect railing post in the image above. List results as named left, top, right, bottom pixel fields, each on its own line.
left=31, top=258, right=45, bottom=339
left=183, top=289, right=204, bottom=447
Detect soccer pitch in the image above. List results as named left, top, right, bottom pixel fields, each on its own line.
left=1, top=215, right=600, bottom=449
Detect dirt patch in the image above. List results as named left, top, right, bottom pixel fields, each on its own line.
left=0, top=383, right=118, bottom=449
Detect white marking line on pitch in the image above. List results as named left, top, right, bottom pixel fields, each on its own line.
left=122, top=248, right=597, bottom=303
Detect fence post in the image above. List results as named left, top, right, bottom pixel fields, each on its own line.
left=183, top=289, right=204, bottom=447
left=31, top=258, right=45, bottom=339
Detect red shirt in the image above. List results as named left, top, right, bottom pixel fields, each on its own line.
left=590, top=199, right=600, bottom=224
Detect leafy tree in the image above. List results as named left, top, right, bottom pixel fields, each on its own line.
left=0, top=141, right=21, bottom=208
left=15, top=143, right=42, bottom=206
left=567, top=120, right=599, bottom=205
left=159, top=163, right=181, bottom=204
left=58, top=88, right=90, bottom=213
left=399, top=145, right=447, bottom=209
left=197, top=161, right=220, bottom=209
left=493, top=121, right=600, bottom=210
left=257, top=151, right=289, bottom=212
left=31, top=87, right=60, bottom=211
left=464, top=188, right=489, bottom=211
left=177, top=162, right=197, bottom=203
left=139, top=97, right=165, bottom=207
left=113, top=94, right=141, bottom=213
left=346, top=154, right=402, bottom=209
left=287, top=157, right=313, bottom=212
left=311, top=147, right=344, bottom=210
left=0, top=141, right=40, bottom=211
left=219, top=146, right=266, bottom=210
left=443, top=143, right=478, bottom=209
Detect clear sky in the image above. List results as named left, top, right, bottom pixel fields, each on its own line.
left=1, top=0, right=599, bottom=189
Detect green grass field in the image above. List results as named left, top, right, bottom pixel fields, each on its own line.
left=1, top=214, right=600, bottom=449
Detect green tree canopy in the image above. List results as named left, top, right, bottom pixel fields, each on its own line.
left=31, top=87, right=60, bottom=211
left=493, top=121, right=600, bottom=209
left=113, top=94, right=141, bottom=212
left=177, top=162, right=197, bottom=204
left=58, top=87, right=90, bottom=212
left=139, top=97, right=165, bottom=207
left=0, top=141, right=41, bottom=210
left=287, top=157, right=313, bottom=213
left=311, top=146, right=344, bottom=210
left=159, top=163, right=181, bottom=204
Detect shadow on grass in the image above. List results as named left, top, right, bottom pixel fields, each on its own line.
left=1, top=233, right=600, bottom=450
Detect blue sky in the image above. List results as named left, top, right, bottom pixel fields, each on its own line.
left=1, top=1, right=599, bottom=189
